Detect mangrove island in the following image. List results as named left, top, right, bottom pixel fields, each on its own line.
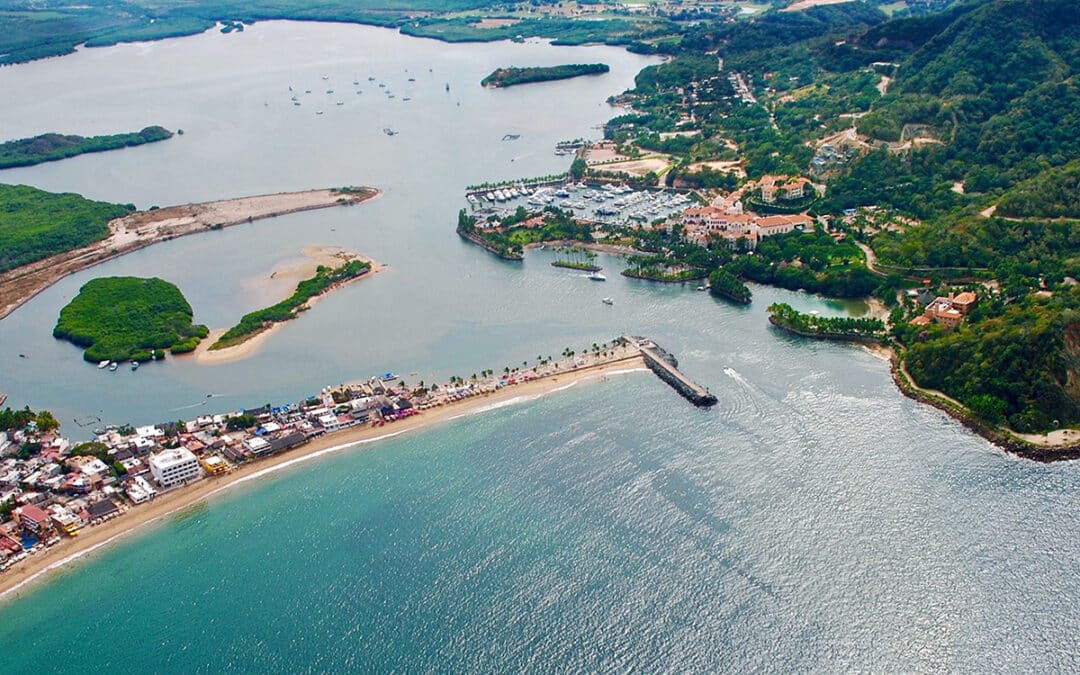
left=210, top=258, right=372, bottom=350
left=0, top=126, right=173, bottom=170
left=53, top=276, right=209, bottom=362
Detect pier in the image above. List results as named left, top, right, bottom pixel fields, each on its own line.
left=621, top=336, right=718, bottom=407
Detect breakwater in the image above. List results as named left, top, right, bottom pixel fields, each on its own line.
left=622, top=335, right=717, bottom=407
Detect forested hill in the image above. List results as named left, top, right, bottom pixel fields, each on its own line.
left=894, top=0, right=1079, bottom=100
left=855, top=0, right=1080, bottom=190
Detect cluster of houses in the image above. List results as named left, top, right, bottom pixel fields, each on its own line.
left=0, top=376, right=425, bottom=573
left=677, top=174, right=818, bottom=247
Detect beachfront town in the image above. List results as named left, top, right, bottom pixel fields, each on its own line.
left=0, top=340, right=643, bottom=574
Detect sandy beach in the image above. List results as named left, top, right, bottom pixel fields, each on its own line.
left=0, top=187, right=381, bottom=320
left=0, top=353, right=648, bottom=601
left=189, top=246, right=387, bottom=365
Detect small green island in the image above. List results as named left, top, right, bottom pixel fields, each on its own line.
left=0, top=184, right=134, bottom=274
left=708, top=268, right=752, bottom=305
left=0, top=126, right=173, bottom=170
left=551, top=247, right=601, bottom=272
left=210, top=259, right=371, bottom=350
left=767, top=303, right=886, bottom=343
left=481, top=63, right=609, bottom=88
left=53, top=277, right=209, bottom=363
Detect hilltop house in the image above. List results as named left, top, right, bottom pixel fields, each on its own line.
left=912, top=291, right=978, bottom=328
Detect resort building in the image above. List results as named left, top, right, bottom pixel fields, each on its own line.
left=148, top=448, right=200, bottom=488
left=755, top=174, right=815, bottom=204
left=679, top=208, right=811, bottom=247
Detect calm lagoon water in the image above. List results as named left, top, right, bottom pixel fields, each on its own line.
left=1, top=22, right=1079, bottom=672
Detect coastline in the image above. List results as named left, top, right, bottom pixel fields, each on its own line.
left=0, top=354, right=649, bottom=602
left=0, top=187, right=381, bottom=321
left=888, top=352, right=1080, bottom=463
left=189, top=248, right=387, bottom=365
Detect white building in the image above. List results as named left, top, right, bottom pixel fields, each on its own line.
left=126, top=475, right=158, bottom=504
left=148, top=448, right=199, bottom=488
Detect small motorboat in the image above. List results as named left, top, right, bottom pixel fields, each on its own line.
left=602, top=297, right=614, bottom=305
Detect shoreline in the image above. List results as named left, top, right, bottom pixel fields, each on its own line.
left=0, top=187, right=381, bottom=321
left=888, top=352, right=1080, bottom=463
left=0, top=354, right=649, bottom=602
left=778, top=320, right=1079, bottom=462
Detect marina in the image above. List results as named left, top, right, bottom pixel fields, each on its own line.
left=465, top=180, right=696, bottom=228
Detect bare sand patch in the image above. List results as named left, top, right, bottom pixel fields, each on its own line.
left=685, top=160, right=746, bottom=178
left=592, top=157, right=672, bottom=176
left=470, top=17, right=520, bottom=28
left=783, top=0, right=855, bottom=11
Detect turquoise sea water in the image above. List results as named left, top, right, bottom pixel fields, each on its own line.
left=1, top=22, right=1079, bottom=672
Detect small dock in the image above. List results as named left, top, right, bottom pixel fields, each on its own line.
left=621, top=336, right=717, bottom=407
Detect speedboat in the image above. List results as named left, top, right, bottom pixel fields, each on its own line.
left=588, top=272, right=607, bottom=281
left=602, top=297, right=614, bottom=305
left=98, top=360, right=110, bottom=369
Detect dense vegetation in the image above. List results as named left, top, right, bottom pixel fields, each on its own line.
left=211, top=259, right=371, bottom=349
left=768, top=302, right=886, bottom=340
left=593, top=0, right=1080, bottom=430
left=895, top=288, right=1080, bottom=431
left=726, top=230, right=882, bottom=299
left=53, top=277, right=209, bottom=362
left=0, top=184, right=133, bottom=273
left=0, top=407, right=59, bottom=433
left=0, top=126, right=172, bottom=169
left=708, top=268, right=751, bottom=305
left=481, top=63, right=609, bottom=88
left=997, top=161, right=1080, bottom=219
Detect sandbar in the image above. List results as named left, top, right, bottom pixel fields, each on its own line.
left=189, top=246, right=387, bottom=365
